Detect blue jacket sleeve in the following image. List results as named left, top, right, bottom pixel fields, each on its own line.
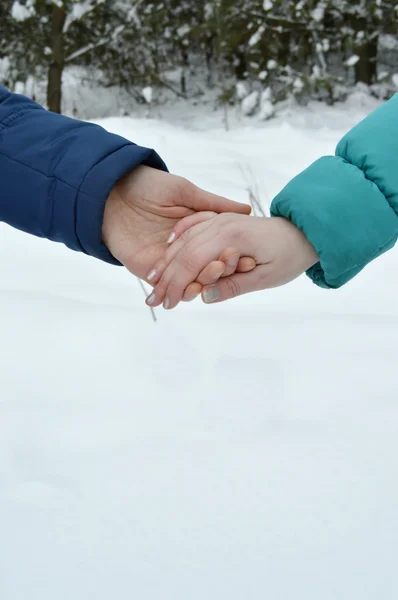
left=0, top=86, right=167, bottom=265
left=270, top=95, right=398, bottom=288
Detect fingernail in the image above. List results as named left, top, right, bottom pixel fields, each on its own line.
left=167, top=232, right=176, bottom=244
left=213, top=271, right=224, bottom=282
left=203, top=286, right=219, bottom=304
left=186, top=292, right=200, bottom=303
left=163, top=297, right=170, bottom=310
left=227, top=255, right=239, bottom=268
left=147, top=293, right=155, bottom=305
left=147, top=269, right=157, bottom=282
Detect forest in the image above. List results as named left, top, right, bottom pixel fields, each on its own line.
left=1, top=0, right=398, bottom=114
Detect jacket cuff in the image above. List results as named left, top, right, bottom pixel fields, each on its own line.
left=270, top=155, right=398, bottom=288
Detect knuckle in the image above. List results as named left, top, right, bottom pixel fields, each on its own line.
left=156, top=273, right=169, bottom=295
left=177, top=251, right=199, bottom=275
left=224, top=277, right=241, bottom=299
left=180, top=228, right=193, bottom=243
left=220, top=217, right=241, bottom=241
left=177, top=177, right=195, bottom=201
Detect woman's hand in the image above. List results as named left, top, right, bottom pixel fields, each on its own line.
left=145, top=214, right=319, bottom=309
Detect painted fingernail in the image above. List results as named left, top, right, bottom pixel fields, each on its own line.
left=227, top=255, right=239, bottom=267
left=147, top=293, right=156, bottom=305
left=167, top=232, right=176, bottom=244
left=185, top=292, right=200, bottom=303
left=147, top=269, right=157, bottom=282
left=203, top=286, right=219, bottom=304
left=163, top=297, right=170, bottom=310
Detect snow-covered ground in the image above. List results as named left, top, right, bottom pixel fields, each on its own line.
left=2, top=98, right=398, bottom=600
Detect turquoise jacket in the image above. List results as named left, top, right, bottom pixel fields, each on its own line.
left=271, top=94, right=398, bottom=289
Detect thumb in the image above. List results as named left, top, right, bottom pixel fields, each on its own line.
left=190, top=187, right=252, bottom=216
left=201, top=266, right=268, bottom=304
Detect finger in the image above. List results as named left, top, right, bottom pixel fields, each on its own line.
left=181, top=261, right=225, bottom=302
left=202, top=266, right=270, bottom=304
left=146, top=219, right=214, bottom=286
left=189, top=187, right=251, bottom=216
left=150, top=226, right=231, bottom=309
left=182, top=256, right=253, bottom=302
left=218, top=247, right=240, bottom=277
left=196, top=260, right=226, bottom=286
left=216, top=249, right=256, bottom=277
left=183, top=282, right=203, bottom=302
left=168, top=212, right=216, bottom=244
left=213, top=249, right=256, bottom=277
left=236, top=257, right=256, bottom=273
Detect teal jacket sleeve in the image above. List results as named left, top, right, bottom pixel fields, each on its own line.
left=270, top=94, right=398, bottom=288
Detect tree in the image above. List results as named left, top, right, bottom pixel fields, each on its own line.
left=3, top=0, right=398, bottom=116
left=7, top=0, right=125, bottom=113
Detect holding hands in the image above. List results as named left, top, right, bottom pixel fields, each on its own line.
left=102, top=164, right=318, bottom=311
left=102, top=165, right=255, bottom=301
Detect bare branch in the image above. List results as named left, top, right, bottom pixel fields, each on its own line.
left=136, top=278, right=157, bottom=323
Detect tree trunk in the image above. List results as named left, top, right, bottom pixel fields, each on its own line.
left=350, top=12, right=378, bottom=87
left=205, top=36, right=215, bottom=87
left=180, top=46, right=189, bottom=95
left=354, top=35, right=378, bottom=85
left=234, top=50, right=247, bottom=80
left=277, top=30, right=291, bottom=66
left=47, top=4, right=66, bottom=114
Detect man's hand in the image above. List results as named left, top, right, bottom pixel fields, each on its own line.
left=102, top=165, right=253, bottom=298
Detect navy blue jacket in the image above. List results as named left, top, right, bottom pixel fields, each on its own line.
left=0, top=86, right=167, bottom=264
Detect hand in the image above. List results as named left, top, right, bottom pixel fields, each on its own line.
left=102, top=165, right=253, bottom=299
left=145, top=214, right=319, bottom=309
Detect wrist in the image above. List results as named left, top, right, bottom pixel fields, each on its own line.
left=102, top=180, right=124, bottom=261
left=298, top=227, right=319, bottom=271
left=270, top=216, right=319, bottom=282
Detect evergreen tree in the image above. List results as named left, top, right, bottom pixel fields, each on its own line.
left=6, top=0, right=125, bottom=113
left=1, top=0, right=398, bottom=115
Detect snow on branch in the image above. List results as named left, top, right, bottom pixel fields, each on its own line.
left=245, top=10, right=307, bottom=30
left=64, top=14, right=133, bottom=63
left=65, top=37, right=108, bottom=63
left=11, top=0, right=35, bottom=22
left=63, top=0, right=105, bottom=33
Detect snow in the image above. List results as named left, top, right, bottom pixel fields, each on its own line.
left=177, top=24, right=191, bottom=38
left=345, top=54, right=360, bottom=67
left=10, top=0, right=35, bottom=21
left=142, top=86, right=153, bottom=104
left=2, top=97, right=398, bottom=599
left=63, top=1, right=106, bottom=33
left=236, top=81, right=249, bottom=100
left=248, top=25, right=265, bottom=47
left=293, top=77, right=304, bottom=91
left=311, top=3, right=326, bottom=22
left=380, top=34, right=398, bottom=51
left=241, top=90, right=259, bottom=116
left=258, top=87, right=274, bottom=120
